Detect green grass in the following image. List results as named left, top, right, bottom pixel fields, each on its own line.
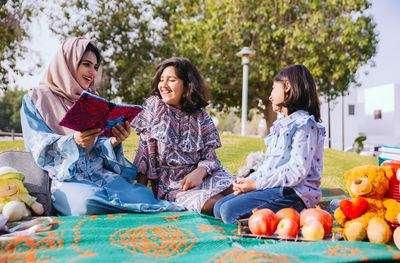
left=0, top=134, right=378, bottom=192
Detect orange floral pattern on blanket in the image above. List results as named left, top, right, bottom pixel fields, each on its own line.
left=324, top=244, right=362, bottom=257
left=197, top=224, right=227, bottom=234
left=162, top=214, right=181, bottom=222
left=110, top=225, right=198, bottom=259
left=0, top=232, right=63, bottom=262
left=207, top=248, right=303, bottom=263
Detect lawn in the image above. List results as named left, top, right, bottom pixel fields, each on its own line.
left=0, top=134, right=378, bottom=192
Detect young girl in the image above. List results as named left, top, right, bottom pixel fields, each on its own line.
left=131, top=57, right=236, bottom=215
left=214, top=64, right=325, bottom=224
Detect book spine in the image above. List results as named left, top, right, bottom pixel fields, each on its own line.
left=379, top=152, right=400, bottom=161
left=379, top=147, right=400, bottom=154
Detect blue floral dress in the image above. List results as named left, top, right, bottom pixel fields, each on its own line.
left=20, top=93, right=184, bottom=215
left=132, top=96, right=236, bottom=212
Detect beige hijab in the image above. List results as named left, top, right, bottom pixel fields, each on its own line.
left=29, top=37, right=102, bottom=135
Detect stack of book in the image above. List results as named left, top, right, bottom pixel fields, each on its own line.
left=379, top=146, right=400, bottom=165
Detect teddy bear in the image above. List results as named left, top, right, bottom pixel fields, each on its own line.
left=237, top=150, right=265, bottom=178
left=0, top=166, right=44, bottom=221
left=334, top=164, right=400, bottom=244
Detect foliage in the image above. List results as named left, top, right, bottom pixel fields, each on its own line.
left=0, top=87, right=27, bottom=132
left=0, top=0, right=38, bottom=91
left=0, top=133, right=378, bottom=192
left=47, top=0, right=377, bottom=131
left=169, top=0, right=378, bottom=129
left=352, top=135, right=367, bottom=153
left=45, top=0, right=173, bottom=103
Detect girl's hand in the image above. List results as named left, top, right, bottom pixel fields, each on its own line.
left=181, top=167, right=207, bottom=191
left=233, top=177, right=256, bottom=195
left=74, top=128, right=103, bottom=148
left=111, top=121, right=131, bottom=147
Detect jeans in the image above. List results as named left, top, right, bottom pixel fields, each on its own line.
left=213, top=187, right=306, bottom=224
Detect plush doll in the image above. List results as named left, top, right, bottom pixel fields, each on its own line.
left=334, top=165, right=400, bottom=244
left=237, top=150, right=265, bottom=178
left=0, top=166, right=44, bottom=221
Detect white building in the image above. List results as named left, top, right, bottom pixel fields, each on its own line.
left=320, top=83, right=400, bottom=151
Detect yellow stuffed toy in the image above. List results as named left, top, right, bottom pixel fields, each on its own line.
left=0, top=166, right=44, bottom=221
left=334, top=165, right=400, bottom=244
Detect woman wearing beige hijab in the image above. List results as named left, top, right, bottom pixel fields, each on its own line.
left=20, top=37, right=184, bottom=216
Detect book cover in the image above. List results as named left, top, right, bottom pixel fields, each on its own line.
left=58, top=91, right=142, bottom=137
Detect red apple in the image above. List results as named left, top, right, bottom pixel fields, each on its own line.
left=393, top=227, right=400, bottom=250
left=248, top=208, right=279, bottom=236
left=301, top=221, right=324, bottom=240
left=277, top=218, right=299, bottom=238
left=300, top=208, right=333, bottom=236
left=276, top=208, right=300, bottom=226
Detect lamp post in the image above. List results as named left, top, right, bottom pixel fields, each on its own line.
left=236, top=46, right=255, bottom=136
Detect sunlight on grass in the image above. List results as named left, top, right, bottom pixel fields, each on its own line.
left=0, top=135, right=379, bottom=192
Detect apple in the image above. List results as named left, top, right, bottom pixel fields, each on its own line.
left=248, top=208, right=279, bottom=236
left=300, top=208, right=333, bottom=236
left=277, top=218, right=299, bottom=238
left=393, top=227, right=400, bottom=250
left=276, top=208, right=300, bottom=226
left=301, top=221, right=325, bottom=240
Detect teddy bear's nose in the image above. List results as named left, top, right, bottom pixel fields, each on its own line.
left=354, top=178, right=363, bottom=185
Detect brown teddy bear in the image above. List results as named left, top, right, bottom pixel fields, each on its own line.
left=334, top=164, right=400, bottom=244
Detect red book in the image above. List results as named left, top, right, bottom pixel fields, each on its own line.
left=59, top=91, right=142, bottom=137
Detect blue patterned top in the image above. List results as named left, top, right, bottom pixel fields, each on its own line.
left=20, top=93, right=137, bottom=191
left=248, top=110, right=326, bottom=208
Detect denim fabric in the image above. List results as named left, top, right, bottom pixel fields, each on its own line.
left=214, top=187, right=305, bottom=224
left=53, top=177, right=185, bottom=216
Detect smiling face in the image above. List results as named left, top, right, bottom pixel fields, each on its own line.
left=158, top=66, right=184, bottom=109
left=76, top=51, right=99, bottom=90
left=269, top=80, right=289, bottom=116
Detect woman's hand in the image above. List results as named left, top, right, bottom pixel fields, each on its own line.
left=74, top=128, right=103, bottom=148
left=233, top=177, right=256, bottom=195
left=111, top=121, right=131, bottom=147
left=181, top=167, right=207, bottom=191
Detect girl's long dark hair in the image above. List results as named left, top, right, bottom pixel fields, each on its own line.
left=274, top=64, right=321, bottom=122
left=151, top=57, right=209, bottom=113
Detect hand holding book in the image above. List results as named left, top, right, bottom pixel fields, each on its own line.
left=59, top=91, right=142, bottom=137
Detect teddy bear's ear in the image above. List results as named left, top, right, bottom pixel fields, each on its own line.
left=344, top=167, right=354, bottom=181
left=380, top=166, right=393, bottom=180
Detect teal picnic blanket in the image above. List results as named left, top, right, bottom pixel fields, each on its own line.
left=2, top=211, right=400, bottom=262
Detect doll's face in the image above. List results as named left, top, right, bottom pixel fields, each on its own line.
left=0, top=180, right=17, bottom=198
left=77, top=51, right=99, bottom=90
left=158, top=66, right=184, bottom=109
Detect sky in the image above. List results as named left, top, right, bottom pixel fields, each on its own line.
left=356, top=0, right=400, bottom=89
left=15, top=0, right=400, bottom=91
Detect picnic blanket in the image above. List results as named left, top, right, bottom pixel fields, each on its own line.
left=2, top=209, right=400, bottom=262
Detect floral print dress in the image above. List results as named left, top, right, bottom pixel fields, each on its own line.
left=132, top=96, right=236, bottom=212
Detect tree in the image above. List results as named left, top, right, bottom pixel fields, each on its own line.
left=168, top=0, right=378, bottom=130
left=0, top=0, right=37, bottom=91
left=0, top=87, right=26, bottom=132
left=46, top=0, right=176, bottom=103
left=48, top=0, right=377, bottom=132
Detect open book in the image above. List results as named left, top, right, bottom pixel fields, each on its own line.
left=58, top=91, right=142, bottom=137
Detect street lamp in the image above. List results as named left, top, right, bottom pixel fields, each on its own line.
left=236, top=46, right=255, bottom=136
